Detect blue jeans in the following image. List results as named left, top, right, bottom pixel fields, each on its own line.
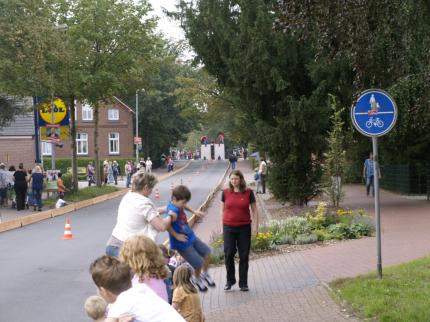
left=33, top=188, right=43, bottom=209
left=106, top=245, right=120, bottom=258
left=178, top=237, right=211, bottom=270
left=126, top=174, right=132, bottom=188
left=366, top=175, right=374, bottom=196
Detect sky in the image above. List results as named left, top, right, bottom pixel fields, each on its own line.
left=148, top=0, right=185, bottom=42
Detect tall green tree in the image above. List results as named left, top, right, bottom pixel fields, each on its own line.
left=69, top=0, right=157, bottom=185
left=122, top=54, right=200, bottom=166
left=277, top=0, right=430, bottom=166
left=177, top=0, right=329, bottom=204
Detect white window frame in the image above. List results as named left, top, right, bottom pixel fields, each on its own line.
left=108, top=108, right=119, bottom=121
left=76, top=132, right=88, bottom=155
left=82, top=103, right=93, bottom=121
left=109, top=132, right=120, bottom=155
left=41, top=142, right=52, bottom=156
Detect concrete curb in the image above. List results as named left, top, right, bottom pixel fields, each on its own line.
left=0, top=161, right=192, bottom=233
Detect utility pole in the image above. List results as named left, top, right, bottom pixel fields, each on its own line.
left=51, top=94, right=56, bottom=170
left=135, top=90, right=139, bottom=163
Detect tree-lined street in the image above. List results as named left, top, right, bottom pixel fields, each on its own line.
left=0, top=160, right=228, bottom=321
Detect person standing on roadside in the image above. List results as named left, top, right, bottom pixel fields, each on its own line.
left=258, top=158, right=267, bottom=194
left=30, top=165, right=44, bottom=211
left=125, top=161, right=132, bottom=188
left=0, top=163, right=8, bottom=207
left=363, top=152, right=380, bottom=197
left=145, top=157, right=152, bottom=173
left=13, top=163, right=28, bottom=211
left=221, top=170, right=259, bottom=292
left=87, top=162, right=95, bottom=186
left=112, top=161, right=119, bottom=185
left=229, top=153, right=237, bottom=170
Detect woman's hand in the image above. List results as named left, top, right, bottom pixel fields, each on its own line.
left=175, top=233, right=188, bottom=242
left=194, top=210, right=205, bottom=218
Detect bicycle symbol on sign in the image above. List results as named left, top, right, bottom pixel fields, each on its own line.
left=365, top=117, right=384, bottom=129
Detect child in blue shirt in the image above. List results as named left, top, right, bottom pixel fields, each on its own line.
left=162, top=185, right=216, bottom=292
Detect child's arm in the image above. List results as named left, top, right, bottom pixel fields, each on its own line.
left=157, top=205, right=167, bottom=214
left=184, top=205, right=205, bottom=218
left=168, top=226, right=188, bottom=242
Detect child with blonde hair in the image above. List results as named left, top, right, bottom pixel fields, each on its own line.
left=120, top=235, right=169, bottom=302
left=84, top=295, right=107, bottom=321
left=173, top=265, right=205, bottom=322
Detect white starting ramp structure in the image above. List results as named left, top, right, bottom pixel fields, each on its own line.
left=201, top=143, right=225, bottom=160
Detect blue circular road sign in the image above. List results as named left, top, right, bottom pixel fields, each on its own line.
left=351, top=89, right=397, bottom=137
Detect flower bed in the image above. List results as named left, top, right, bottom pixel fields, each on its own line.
left=209, top=202, right=374, bottom=265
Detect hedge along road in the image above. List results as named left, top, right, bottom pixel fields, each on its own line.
left=0, top=160, right=229, bottom=322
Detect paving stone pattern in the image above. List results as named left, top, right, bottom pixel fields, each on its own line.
left=196, top=160, right=359, bottom=322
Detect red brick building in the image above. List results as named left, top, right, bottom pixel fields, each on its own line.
left=0, top=97, right=135, bottom=169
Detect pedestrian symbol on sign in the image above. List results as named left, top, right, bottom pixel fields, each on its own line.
left=351, top=89, right=397, bottom=137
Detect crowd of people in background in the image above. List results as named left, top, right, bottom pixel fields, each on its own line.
left=0, top=162, right=68, bottom=212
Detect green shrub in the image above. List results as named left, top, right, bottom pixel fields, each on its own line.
left=209, top=246, right=224, bottom=265
left=313, top=229, right=333, bottom=241
left=294, top=233, right=318, bottom=245
left=282, top=217, right=312, bottom=239
left=209, top=234, right=224, bottom=265
left=327, top=223, right=352, bottom=239
left=349, top=223, right=372, bottom=238
left=61, top=173, right=73, bottom=191
left=274, top=233, right=294, bottom=245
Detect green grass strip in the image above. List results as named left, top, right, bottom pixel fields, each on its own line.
left=330, top=256, right=430, bottom=321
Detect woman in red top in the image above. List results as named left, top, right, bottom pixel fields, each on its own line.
left=221, top=170, right=259, bottom=292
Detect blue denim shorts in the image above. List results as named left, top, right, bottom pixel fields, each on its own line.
left=179, top=237, right=211, bottom=269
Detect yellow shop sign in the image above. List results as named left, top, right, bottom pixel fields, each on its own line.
left=39, top=98, right=67, bottom=124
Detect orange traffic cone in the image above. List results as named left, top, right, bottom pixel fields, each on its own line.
left=155, top=188, right=160, bottom=199
left=63, top=218, right=73, bottom=240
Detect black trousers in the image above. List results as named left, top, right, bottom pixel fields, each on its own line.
left=260, top=174, right=266, bottom=194
left=14, top=184, right=27, bottom=210
left=223, top=224, right=251, bottom=287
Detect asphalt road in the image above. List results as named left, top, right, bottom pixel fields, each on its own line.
left=0, top=160, right=228, bottom=322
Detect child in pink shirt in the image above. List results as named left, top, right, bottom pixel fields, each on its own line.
left=120, top=235, right=169, bottom=302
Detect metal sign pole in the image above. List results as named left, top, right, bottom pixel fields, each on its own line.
left=372, top=136, right=382, bottom=278
left=352, top=89, right=397, bottom=280
left=51, top=94, right=56, bottom=171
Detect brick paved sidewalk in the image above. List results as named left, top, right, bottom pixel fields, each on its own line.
left=193, top=160, right=358, bottom=321
left=303, top=184, right=430, bottom=283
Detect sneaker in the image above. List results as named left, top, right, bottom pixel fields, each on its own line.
left=192, top=276, right=208, bottom=292
left=201, top=272, right=216, bottom=287
left=240, top=286, right=249, bottom=292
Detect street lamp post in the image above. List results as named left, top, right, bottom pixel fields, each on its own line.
left=135, top=90, right=139, bottom=163
left=135, top=89, right=145, bottom=163
left=51, top=94, right=56, bottom=170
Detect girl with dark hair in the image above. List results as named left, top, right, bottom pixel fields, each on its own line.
left=221, top=169, right=260, bottom=292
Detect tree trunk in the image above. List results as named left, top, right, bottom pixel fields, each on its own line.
left=70, top=96, right=78, bottom=192
left=94, top=103, right=101, bottom=187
